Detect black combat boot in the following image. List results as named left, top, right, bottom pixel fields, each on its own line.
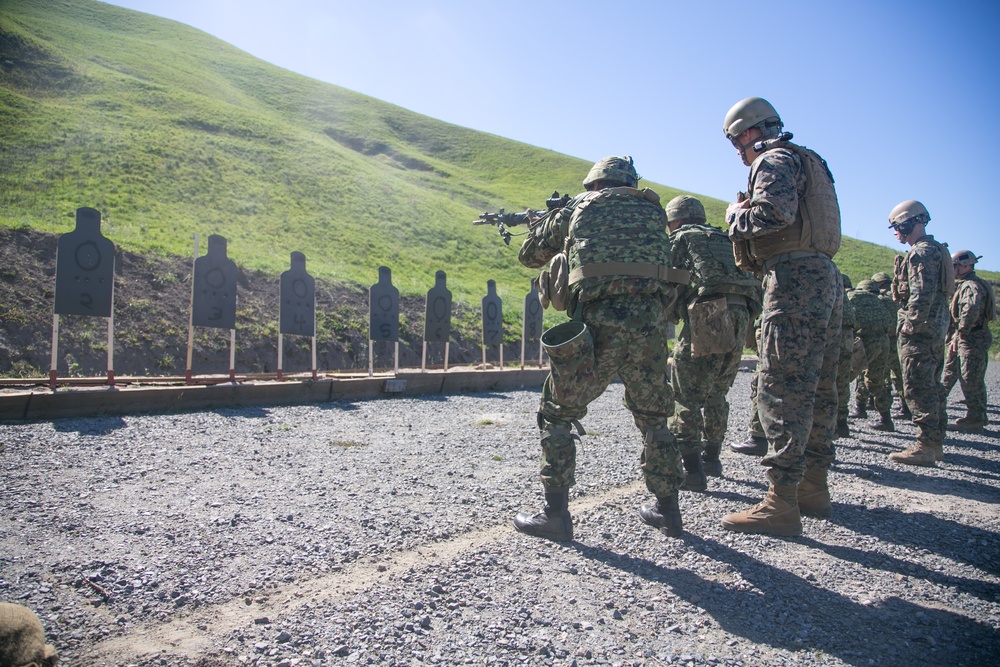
left=701, top=442, right=723, bottom=477
left=513, top=488, right=573, bottom=541
left=836, top=418, right=850, bottom=438
left=639, top=492, right=683, bottom=537
left=680, top=448, right=708, bottom=491
left=729, top=434, right=768, bottom=456
left=893, top=401, right=912, bottom=420
left=851, top=400, right=867, bottom=419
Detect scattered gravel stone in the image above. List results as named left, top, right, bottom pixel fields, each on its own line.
left=2, top=366, right=999, bottom=666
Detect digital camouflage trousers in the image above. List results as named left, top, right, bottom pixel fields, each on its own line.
left=537, top=293, right=682, bottom=497
left=943, top=331, right=992, bottom=424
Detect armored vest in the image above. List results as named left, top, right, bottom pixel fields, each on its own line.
left=848, top=289, right=894, bottom=338
left=671, top=223, right=761, bottom=303
left=952, top=272, right=996, bottom=328
left=566, top=187, right=680, bottom=303
left=745, top=142, right=841, bottom=263
left=892, top=235, right=955, bottom=305
left=877, top=294, right=899, bottom=338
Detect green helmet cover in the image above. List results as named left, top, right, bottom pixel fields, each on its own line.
left=665, top=195, right=706, bottom=224
left=583, top=156, right=639, bottom=189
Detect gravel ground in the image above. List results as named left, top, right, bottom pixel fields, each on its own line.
left=2, top=364, right=999, bottom=667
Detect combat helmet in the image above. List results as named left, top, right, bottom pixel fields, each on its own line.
left=952, top=249, right=981, bottom=267
left=888, top=200, right=930, bottom=229
left=856, top=279, right=880, bottom=294
left=665, top=195, right=706, bottom=224
left=723, top=97, right=782, bottom=142
left=583, top=156, right=639, bottom=189
left=842, top=273, right=853, bottom=290
left=871, top=271, right=892, bottom=285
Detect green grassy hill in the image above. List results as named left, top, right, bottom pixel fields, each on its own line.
left=2, top=0, right=997, bottom=371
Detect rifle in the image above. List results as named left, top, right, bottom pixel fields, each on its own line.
left=473, top=191, right=572, bottom=245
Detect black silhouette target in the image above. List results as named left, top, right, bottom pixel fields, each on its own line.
left=523, top=282, right=543, bottom=344
left=482, top=280, right=503, bottom=348
left=191, top=234, right=238, bottom=329
left=369, top=266, right=399, bottom=342
left=54, top=207, right=115, bottom=317
left=424, top=270, right=452, bottom=343
left=279, top=251, right=315, bottom=336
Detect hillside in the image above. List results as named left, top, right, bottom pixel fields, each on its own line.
left=1, top=0, right=996, bottom=377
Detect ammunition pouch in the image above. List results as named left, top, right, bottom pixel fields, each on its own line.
left=688, top=295, right=738, bottom=357
left=538, top=253, right=569, bottom=311
left=732, top=239, right=762, bottom=275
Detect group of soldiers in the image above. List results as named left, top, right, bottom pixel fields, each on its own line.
left=508, top=96, right=994, bottom=542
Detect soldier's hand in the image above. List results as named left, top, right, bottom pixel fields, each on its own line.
left=726, top=199, right=749, bottom=224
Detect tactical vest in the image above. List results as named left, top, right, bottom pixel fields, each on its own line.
left=954, top=272, right=996, bottom=326
left=848, top=289, right=893, bottom=338
left=745, top=142, right=841, bottom=263
left=893, top=236, right=955, bottom=304
left=566, top=187, right=685, bottom=303
left=672, top=223, right=761, bottom=307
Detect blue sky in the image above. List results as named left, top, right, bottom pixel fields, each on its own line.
left=104, top=0, right=1000, bottom=271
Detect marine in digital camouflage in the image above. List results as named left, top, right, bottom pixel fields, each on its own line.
left=836, top=281, right=858, bottom=427
left=893, top=234, right=951, bottom=447
left=729, top=146, right=843, bottom=486
left=667, top=222, right=759, bottom=453
left=519, top=183, right=683, bottom=498
left=849, top=282, right=895, bottom=419
left=943, top=269, right=994, bottom=427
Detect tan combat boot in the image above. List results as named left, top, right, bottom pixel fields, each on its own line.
left=888, top=442, right=937, bottom=467
left=721, top=484, right=802, bottom=536
left=797, top=468, right=831, bottom=518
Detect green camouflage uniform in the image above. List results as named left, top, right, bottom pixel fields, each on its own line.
left=893, top=235, right=951, bottom=446
left=519, top=187, right=683, bottom=497
left=881, top=289, right=906, bottom=400
left=729, top=145, right=842, bottom=485
left=943, top=270, right=994, bottom=425
left=836, top=289, right=858, bottom=425
left=668, top=223, right=760, bottom=451
left=746, top=316, right=766, bottom=439
left=849, top=286, right=895, bottom=417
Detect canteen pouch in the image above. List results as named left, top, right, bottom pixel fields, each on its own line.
left=538, top=253, right=569, bottom=311
left=542, top=321, right=595, bottom=400
left=688, top=296, right=736, bottom=357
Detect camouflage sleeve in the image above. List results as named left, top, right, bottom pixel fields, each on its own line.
left=955, top=281, right=987, bottom=335
left=669, top=231, right=693, bottom=321
left=728, top=149, right=804, bottom=241
left=900, top=243, right=943, bottom=336
left=517, top=205, right=572, bottom=269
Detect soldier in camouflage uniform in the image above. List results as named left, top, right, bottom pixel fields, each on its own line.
left=513, top=156, right=688, bottom=540
left=663, top=195, right=761, bottom=489
left=873, top=271, right=910, bottom=418
left=849, top=280, right=896, bottom=431
left=835, top=274, right=858, bottom=438
left=720, top=97, right=843, bottom=536
left=731, top=316, right=768, bottom=456
left=888, top=200, right=954, bottom=466
left=943, top=250, right=995, bottom=432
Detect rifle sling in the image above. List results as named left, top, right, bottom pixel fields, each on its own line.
left=568, top=262, right=690, bottom=286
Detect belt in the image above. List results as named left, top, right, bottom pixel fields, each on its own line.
left=725, top=294, right=748, bottom=307
left=762, top=251, right=829, bottom=271
left=568, top=262, right=690, bottom=286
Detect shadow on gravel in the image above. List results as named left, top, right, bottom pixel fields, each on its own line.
left=798, top=532, right=1000, bottom=603
left=826, top=503, right=1000, bottom=577
left=570, top=535, right=998, bottom=666
left=210, top=405, right=272, bottom=419
left=53, top=415, right=128, bottom=435
left=832, top=460, right=1000, bottom=504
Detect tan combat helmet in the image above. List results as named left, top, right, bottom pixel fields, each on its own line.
left=952, top=249, right=981, bottom=267
left=583, top=156, right=639, bottom=189
left=723, top=97, right=782, bottom=142
left=888, top=200, right=930, bottom=228
left=856, top=279, right=880, bottom=294
left=665, top=195, right=706, bottom=225
left=872, top=271, right=892, bottom=284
